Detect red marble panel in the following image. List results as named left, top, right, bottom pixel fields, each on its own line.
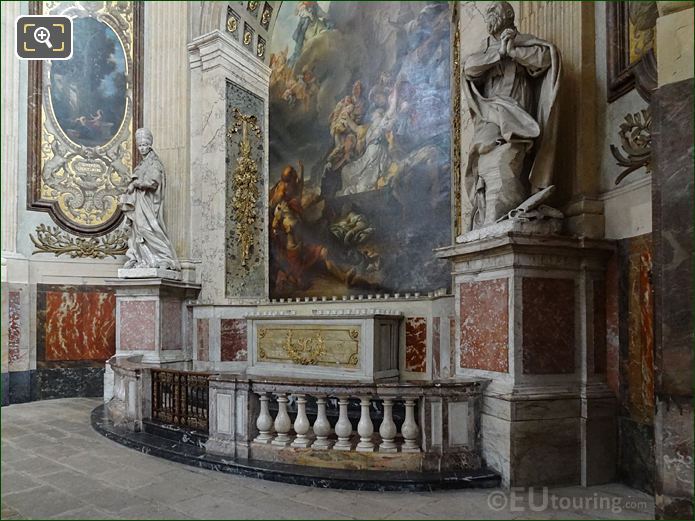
left=8, top=291, right=21, bottom=364
left=405, top=317, right=427, bottom=372
left=459, top=278, right=509, bottom=372
left=431, top=317, right=441, bottom=379
left=605, top=252, right=620, bottom=396
left=197, top=319, right=209, bottom=362
left=119, top=300, right=156, bottom=351
left=220, top=319, right=248, bottom=362
left=626, top=235, right=654, bottom=424
left=160, top=300, right=182, bottom=351
left=522, top=277, right=575, bottom=374
left=45, top=290, right=116, bottom=361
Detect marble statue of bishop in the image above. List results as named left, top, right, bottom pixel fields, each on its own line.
left=119, top=128, right=180, bottom=272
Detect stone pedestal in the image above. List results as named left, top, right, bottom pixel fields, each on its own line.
left=437, top=229, right=615, bottom=487
left=108, top=277, right=200, bottom=364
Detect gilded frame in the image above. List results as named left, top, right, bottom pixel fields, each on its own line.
left=27, top=1, right=144, bottom=236
left=606, top=2, right=658, bottom=103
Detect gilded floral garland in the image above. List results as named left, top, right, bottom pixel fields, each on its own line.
left=227, top=108, right=262, bottom=268
left=30, top=224, right=127, bottom=259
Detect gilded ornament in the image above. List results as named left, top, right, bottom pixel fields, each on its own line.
left=256, top=41, right=266, bottom=58
left=611, top=109, right=652, bottom=185
left=349, top=329, right=359, bottom=340
left=227, top=108, right=262, bottom=268
left=261, top=6, right=272, bottom=28
left=243, top=30, right=252, bottom=46
left=247, top=1, right=259, bottom=12
left=30, top=224, right=128, bottom=259
left=227, top=16, right=238, bottom=33
left=280, top=330, right=327, bottom=365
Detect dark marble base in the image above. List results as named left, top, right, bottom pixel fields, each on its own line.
left=92, top=405, right=500, bottom=492
left=34, top=367, right=104, bottom=400
left=142, top=419, right=208, bottom=449
left=8, top=370, right=37, bottom=404
left=618, top=417, right=654, bottom=494
left=1, top=373, right=9, bottom=406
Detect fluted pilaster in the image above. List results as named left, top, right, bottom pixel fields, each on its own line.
left=1, top=2, right=21, bottom=255
left=517, top=2, right=603, bottom=236
left=143, top=2, right=191, bottom=259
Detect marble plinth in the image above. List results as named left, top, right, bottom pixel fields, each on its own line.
left=455, top=218, right=562, bottom=244
left=437, top=231, right=615, bottom=487
left=118, top=268, right=182, bottom=281
left=107, top=277, right=200, bottom=364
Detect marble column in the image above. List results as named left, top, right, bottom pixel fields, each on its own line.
left=144, top=2, right=192, bottom=269
left=652, top=7, right=694, bottom=519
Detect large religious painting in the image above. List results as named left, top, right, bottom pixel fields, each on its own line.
left=27, top=1, right=143, bottom=235
left=606, top=1, right=658, bottom=102
left=269, top=1, right=452, bottom=298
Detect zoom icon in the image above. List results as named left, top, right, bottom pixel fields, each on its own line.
left=16, top=15, right=73, bottom=60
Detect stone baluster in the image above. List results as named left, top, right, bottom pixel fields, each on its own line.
left=253, top=392, right=274, bottom=444
left=291, top=394, right=311, bottom=448
left=311, top=395, right=333, bottom=449
left=356, top=396, right=375, bottom=452
left=378, top=397, right=398, bottom=452
left=271, top=393, right=292, bottom=447
left=401, top=397, right=420, bottom=452
left=333, top=396, right=353, bottom=451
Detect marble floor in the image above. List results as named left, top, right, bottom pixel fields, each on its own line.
left=1, top=398, right=654, bottom=520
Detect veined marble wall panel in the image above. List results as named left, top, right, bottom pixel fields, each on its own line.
left=144, top=1, right=190, bottom=259
left=225, top=81, right=266, bottom=297
left=594, top=4, right=652, bottom=240
left=37, top=285, right=116, bottom=362
left=189, top=31, right=270, bottom=304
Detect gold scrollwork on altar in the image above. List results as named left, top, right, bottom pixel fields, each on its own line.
left=28, top=1, right=142, bottom=235
left=256, top=326, right=360, bottom=368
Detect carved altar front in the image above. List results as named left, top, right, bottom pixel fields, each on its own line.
left=246, top=311, right=401, bottom=382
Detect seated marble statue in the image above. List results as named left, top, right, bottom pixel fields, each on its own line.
left=120, top=128, right=180, bottom=271
left=462, top=1, right=561, bottom=230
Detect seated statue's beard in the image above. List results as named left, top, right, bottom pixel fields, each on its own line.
left=487, top=16, right=506, bottom=38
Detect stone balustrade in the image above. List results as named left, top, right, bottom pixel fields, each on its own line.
left=251, top=390, right=422, bottom=453
left=106, top=356, right=487, bottom=474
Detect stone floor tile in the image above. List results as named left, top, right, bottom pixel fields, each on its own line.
left=0, top=472, right=44, bottom=496
left=74, top=486, right=154, bottom=514
left=38, top=469, right=116, bottom=496
left=170, top=493, right=268, bottom=520
left=2, top=485, right=87, bottom=519
left=131, top=474, right=210, bottom=503
left=97, top=466, right=166, bottom=490
left=48, top=506, right=118, bottom=519
left=7, top=456, right=72, bottom=477
left=1, top=501, right=25, bottom=520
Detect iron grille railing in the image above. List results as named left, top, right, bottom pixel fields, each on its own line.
left=151, top=369, right=210, bottom=433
